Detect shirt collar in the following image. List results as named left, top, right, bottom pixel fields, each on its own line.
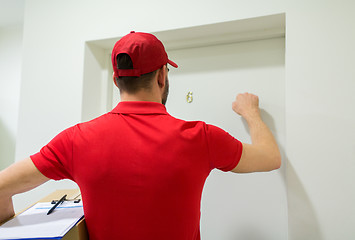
left=110, top=101, right=168, bottom=115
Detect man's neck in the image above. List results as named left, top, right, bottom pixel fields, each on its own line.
left=120, top=91, right=162, bottom=104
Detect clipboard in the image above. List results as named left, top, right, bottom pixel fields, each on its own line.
left=0, top=201, right=83, bottom=239
left=0, top=189, right=88, bottom=240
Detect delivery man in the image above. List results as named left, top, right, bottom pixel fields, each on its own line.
left=0, top=31, right=281, bottom=240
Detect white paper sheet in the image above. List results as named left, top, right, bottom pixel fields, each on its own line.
left=0, top=201, right=84, bottom=239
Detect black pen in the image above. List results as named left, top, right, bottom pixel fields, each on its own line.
left=47, top=194, right=67, bottom=215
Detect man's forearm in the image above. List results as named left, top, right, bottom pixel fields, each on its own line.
left=232, top=93, right=281, bottom=172
left=0, top=196, right=15, bottom=224
left=0, top=158, right=50, bottom=224
left=246, top=114, right=281, bottom=165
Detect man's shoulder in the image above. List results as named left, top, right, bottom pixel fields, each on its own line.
left=73, top=112, right=112, bottom=132
left=167, top=115, right=208, bottom=128
left=167, top=116, right=228, bottom=137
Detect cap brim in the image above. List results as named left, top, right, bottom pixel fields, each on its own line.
left=168, top=59, right=178, bottom=68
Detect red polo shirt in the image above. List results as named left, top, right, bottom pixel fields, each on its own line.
left=31, top=101, right=242, bottom=240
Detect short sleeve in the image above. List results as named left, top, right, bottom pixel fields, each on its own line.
left=31, top=126, right=75, bottom=181
left=206, top=124, right=243, bottom=172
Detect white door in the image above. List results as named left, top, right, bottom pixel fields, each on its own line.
left=166, top=37, right=287, bottom=240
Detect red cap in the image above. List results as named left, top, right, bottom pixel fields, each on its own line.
left=112, top=31, right=178, bottom=77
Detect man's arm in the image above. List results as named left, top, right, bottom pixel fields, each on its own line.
left=0, top=157, right=49, bottom=223
left=231, top=93, right=281, bottom=173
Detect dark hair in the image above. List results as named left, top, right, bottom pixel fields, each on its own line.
left=115, top=53, right=157, bottom=94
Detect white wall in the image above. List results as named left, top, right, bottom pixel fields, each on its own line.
left=0, top=25, right=23, bottom=170
left=286, top=1, right=355, bottom=239
left=8, top=0, right=355, bottom=239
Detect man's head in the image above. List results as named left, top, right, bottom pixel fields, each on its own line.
left=111, top=31, right=177, bottom=104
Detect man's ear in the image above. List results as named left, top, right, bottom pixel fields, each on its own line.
left=113, top=73, right=118, bottom=87
left=157, top=66, right=166, bottom=88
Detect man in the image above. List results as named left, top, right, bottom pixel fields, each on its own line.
left=0, top=31, right=281, bottom=239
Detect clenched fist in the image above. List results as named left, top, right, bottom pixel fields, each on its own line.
left=232, top=93, right=260, bottom=121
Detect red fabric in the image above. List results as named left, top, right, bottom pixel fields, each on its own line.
left=31, top=101, right=242, bottom=240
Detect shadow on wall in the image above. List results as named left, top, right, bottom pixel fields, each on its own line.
left=287, top=159, right=323, bottom=240
left=242, top=109, right=323, bottom=239
left=241, top=109, right=277, bottom=135
left=0, top=119, right=16, bottom=170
